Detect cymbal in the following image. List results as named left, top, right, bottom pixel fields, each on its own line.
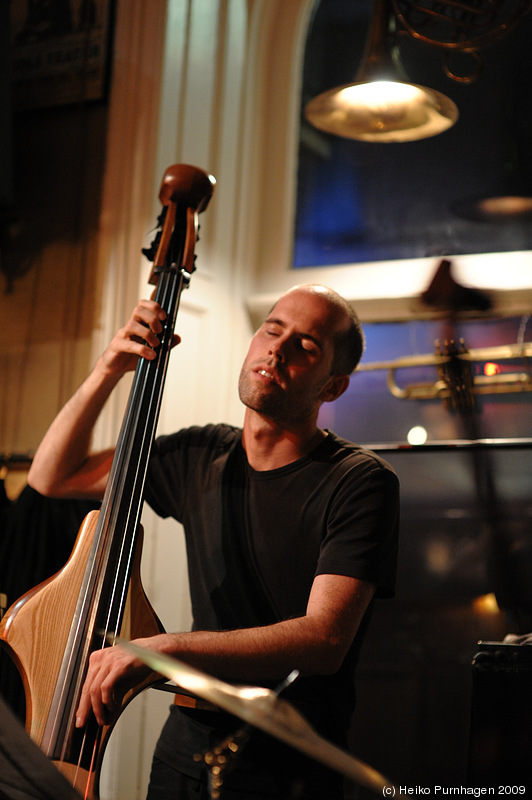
left=116, top=638, right=399, bottom=796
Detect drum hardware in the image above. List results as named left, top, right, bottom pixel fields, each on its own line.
left=193, top=670, right=299, bottom=800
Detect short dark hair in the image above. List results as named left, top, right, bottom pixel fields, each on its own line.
left=324, top=290, right=365, bottom=375
left=270, top=284, right=365, bottom=376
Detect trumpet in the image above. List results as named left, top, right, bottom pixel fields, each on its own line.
left=357, top=339, right=532, bottom=412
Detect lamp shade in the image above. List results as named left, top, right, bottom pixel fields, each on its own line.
left=305, top=80, right=458, bottom=142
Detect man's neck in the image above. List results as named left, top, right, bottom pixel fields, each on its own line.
left=241, top=410, right=325, bottom=471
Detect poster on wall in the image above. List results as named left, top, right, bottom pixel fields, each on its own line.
left=10, top=0, right=114, bottom=112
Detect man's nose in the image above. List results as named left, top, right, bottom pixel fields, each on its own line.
left=269, top=340, right=285, bottom=361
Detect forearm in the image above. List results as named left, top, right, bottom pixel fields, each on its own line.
left=28, top=359, right=120, bottom=498
left=142, top=618, right=346, bottom=684
left=137, top=575, right=374, bottom=683
left=77, top=617, right=332, bottom=727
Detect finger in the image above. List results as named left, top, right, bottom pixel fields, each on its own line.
left=103, top=335, right=156, bottom=371
left=123, top=319, right=162, bottom=350
left=75, top=653, right=100, bottom=728
left=92, top=684, right=115, bottom=727
left=75, top=683, right=92, bottom=728
left=135, top=300, right=167, bottom=331
left=76, top=651, right=112, bottom=727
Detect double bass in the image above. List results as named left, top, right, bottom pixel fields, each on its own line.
left=0, top=164, right=216, bottom=798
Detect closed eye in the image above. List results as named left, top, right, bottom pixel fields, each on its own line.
left=263, top=320, right=283, bottom=336
left=299, top=338, right=319, bottom=355
left=262, top=318, right=323, bottom=356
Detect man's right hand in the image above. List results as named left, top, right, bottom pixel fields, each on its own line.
left=98, top=299, right=180, bottom=379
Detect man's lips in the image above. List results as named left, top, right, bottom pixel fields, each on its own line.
left=254, top=365, right=282, bottom=385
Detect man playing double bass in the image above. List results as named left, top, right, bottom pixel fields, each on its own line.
left=28, top=283, right=399, bottom=800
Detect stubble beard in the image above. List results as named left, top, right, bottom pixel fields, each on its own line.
left=238, top=365, right=320, bottom=427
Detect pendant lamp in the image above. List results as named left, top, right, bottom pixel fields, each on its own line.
left=304, top=0, right=458, bottom=143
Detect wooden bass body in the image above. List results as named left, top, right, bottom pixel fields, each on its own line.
left=0, top=510, right=164, bottom=797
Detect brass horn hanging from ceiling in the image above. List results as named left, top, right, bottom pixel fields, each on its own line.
left=304, top=0, right=532, bottom=143
left=304, top=0, right=458, bottom=142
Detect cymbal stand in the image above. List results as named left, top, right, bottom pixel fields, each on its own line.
left=196, top=670, right=300, bottom=800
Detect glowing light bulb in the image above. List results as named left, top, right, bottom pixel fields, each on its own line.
left=407, top=426, right=427, bottom=445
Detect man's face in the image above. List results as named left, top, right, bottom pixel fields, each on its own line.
left=238, top=288, right=346, bottom=426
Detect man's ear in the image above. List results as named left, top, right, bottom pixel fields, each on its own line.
left=320, top=374, right=350, bottom=403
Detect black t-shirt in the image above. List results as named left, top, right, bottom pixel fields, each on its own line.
left=143, top=424, right=399, bottom=793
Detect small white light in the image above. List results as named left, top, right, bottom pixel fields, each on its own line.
left=407, top=425, right=427, bottom=445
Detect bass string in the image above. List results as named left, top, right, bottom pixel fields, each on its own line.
left=96, top=266, right=180, bottom=647
left=67, top=721, right=101, bottom=799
